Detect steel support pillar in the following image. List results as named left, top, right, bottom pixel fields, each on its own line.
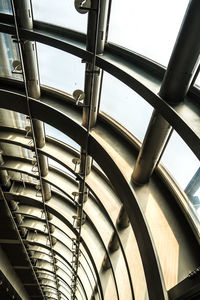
left=13, top=0, right=51, bottom=201
left=71, top=2, right=110, bottom=298
left=81, top=0, right=109, bottom=174
left=83, top=0, right=109, bottom=127
left=132, top=0, right=200, bottom=184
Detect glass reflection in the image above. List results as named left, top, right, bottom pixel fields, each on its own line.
left=160, top=131, right=200, bottom=221
left=195, top=72, right=200, bottom=88
left=0, top=0, right=12, bottom=14
left=100, top=72, right=153, bottom=142
left=184, top=168, right=200, bottom=217
left=0, top=33, right=22, bottom=80
left=32, top=0, right=87, bottom=33
left=37, top=42, right=84, bottom=94
left=108, top=0, right=189, bottom=66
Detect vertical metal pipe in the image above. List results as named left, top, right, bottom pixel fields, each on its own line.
left=43, top=181, right=51, bottom=201
left=13, top=0, right=51, bottom=200
left=132, top=0, right=200, bottom=184
left=159, top=0, right=200, bottom=104
left=132, top=112, right=172, bottom=184
left=83, top=0, right=109, bottom=129
left=82, top=66, right=102, bottom=128
left=21, top=41, right=40, bottom=99
left=81, top=0, right=110, bottom=175
left=71, top=2, right=106, bottom=298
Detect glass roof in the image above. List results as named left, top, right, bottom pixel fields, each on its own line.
left=195, top=72, right=200, bottom=88
left=0, top=0, right=12, bottom=14
left=0, top=1, right=200, bottom=300
left=0, top=33, right=22, bottom=81
left=37, top=43, right=85, bottom=95
left=32, top=0, right=88, bottom=33
left=161, top=130, right=200, bottom=190
left=108, top=0, right=189, bottom=66
left=161, top=130, right=200, bottom=221
left=100, top=71, right=153, bottom=142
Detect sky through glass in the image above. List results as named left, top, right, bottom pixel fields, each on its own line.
left=108, top=0, right=189, bottom=66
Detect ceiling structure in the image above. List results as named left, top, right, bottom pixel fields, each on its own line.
left=0, top=0, right=200, bottom=300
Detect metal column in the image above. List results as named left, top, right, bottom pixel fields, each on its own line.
left=132, top=0, right=200, bottom=184
left=71, top=0, right=110, bottom=298
left=14, top=0, right=51, bottom=201
left=81, top=0, right=109, bottom=175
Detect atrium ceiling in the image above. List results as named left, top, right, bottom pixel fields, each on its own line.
left=0, top=0, right=200, bottom=300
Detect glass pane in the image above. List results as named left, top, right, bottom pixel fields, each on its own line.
left=0, top=33, right=23, bottom=80
left=37, top=43, right=84, bottom=94
left=160, top=131, right=200, bottom=221
left=45, top=123, right=80, bottom=151
left=184, top=169, right=200, bottom=219
left=100, top=72, right=153, bottom=142
left=0, top=0, right=12, bottom=14
left=194, top=72, right=200, bottom=88
left=108, top=0, right=189, bottom=66
left=32, top=0, right=87, bottom=33
left=49, top=157, right=76, bottom=178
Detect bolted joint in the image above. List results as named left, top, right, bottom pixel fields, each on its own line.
left=74, top=0, right=92, bottom=14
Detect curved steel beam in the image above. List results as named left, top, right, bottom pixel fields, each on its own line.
left=20, top=203, right=104, bottom=296
left=5, top=191, right=107, bottom=300
left=5, top=177, right=119, bottom=299
left=27, top=243, right=90, bottom=300
left=34, top=265, right=83, bottom=300
left=11, top=203, right=101, bottom=299
left=0, top=126, right=134, bottom=297
left=0, top=92, right=167, bottom=299
left=0, top=21, right=199, bottom=159
left=0, top=126, right=135, bottom=299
